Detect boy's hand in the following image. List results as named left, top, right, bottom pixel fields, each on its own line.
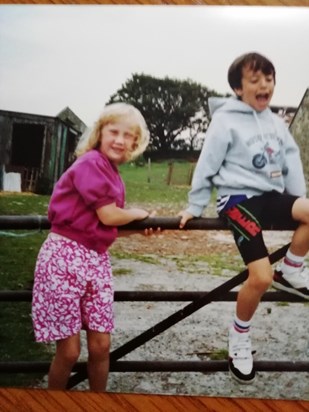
left=178, top=210, right=194, bottom=229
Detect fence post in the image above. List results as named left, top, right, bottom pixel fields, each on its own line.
left=166, top=161, right=173, bottom=185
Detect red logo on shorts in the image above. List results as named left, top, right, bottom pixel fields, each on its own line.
left=226, top=207, right=261, bottom=236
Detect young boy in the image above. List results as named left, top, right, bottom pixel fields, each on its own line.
left=178, top=52, right=309, bottom=384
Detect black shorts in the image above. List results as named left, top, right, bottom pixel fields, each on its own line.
left=219, top=192, right=298, bottom=265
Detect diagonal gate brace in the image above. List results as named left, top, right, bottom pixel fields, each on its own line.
left=67, top=243, right=289, bottom=389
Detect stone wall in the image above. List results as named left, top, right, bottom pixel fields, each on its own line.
left=290, top=88, right=309, bottom=188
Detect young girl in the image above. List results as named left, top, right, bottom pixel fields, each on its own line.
left=32, top=103, right=151, bottom=391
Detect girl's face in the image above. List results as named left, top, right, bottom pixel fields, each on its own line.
left=234, top=65, right=275, bottom=112
left=99, top=120, right=137, bottom=165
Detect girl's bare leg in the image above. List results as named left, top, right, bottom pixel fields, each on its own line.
left=48, top=334, right=81, bottom=390
left=87, top=330, right=111, bottom=392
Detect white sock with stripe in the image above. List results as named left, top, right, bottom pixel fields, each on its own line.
left=233, top=315, right=250, bottom=334
left=281, top=249, right=304, bottom=275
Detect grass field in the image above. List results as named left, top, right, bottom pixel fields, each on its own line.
left=0, top=160, right=192, bottom=387
left=120, top=161, right=191, bottom=206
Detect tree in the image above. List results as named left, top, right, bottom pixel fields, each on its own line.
left=108, top=73, right=221, bottom=152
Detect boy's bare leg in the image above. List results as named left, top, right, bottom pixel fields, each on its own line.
left=228, top=259, right=271, bottom=383
left=87, top=330, right=110, bottom=392
left=48, top=334, right=81, bottom=390
left=238, top=197, right=309, bottom=319
left=289, top=223, right=309, bottom=257
left=273, top=198, right=309, bottom=298
left=290, top=198, right=309, bottom=255
left=236, top=257, right=273, bottom=321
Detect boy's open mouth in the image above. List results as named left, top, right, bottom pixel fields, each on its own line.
left=256, top=93, right=269, bottom=101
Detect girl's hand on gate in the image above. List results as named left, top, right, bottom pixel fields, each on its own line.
left=118, top=211, right=160, bottom=237
left=143, top=211, right=161, bottom=236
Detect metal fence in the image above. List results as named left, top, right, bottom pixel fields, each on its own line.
left=0, top=215, right=308, bottom=389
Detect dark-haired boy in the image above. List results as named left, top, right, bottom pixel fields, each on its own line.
left=178, top=52, right=309, bottom=384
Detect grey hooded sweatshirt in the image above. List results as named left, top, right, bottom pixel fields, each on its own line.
left=186, top=96, right=306, bottom=217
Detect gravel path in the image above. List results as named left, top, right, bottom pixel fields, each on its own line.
left=104, top=258, right=309, bottom=400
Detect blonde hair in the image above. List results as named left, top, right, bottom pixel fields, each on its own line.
left=75, top=102, right=150, bottom=161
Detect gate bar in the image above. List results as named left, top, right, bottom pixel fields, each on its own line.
left=0, top=290, right=306, bottom=303
left=1, top=360, right=308, bottom=374
left=0, top=215, right=298, bottom=231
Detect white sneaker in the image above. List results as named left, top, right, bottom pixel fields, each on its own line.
left=273, top=265, right=309, bottom=300
left=228, top=327, right=255, bottom=384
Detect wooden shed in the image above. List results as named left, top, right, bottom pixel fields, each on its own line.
left=0, top=107, right=86, bottom=193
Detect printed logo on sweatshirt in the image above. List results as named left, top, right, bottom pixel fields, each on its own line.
left=225, top=206, right=261, bottom=237
left=246, top=133, right=283, bottom=148
left=252, top=143, right=280, bottom=169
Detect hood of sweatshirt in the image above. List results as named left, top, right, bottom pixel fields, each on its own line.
left=208, top=96, right=272, bottom=117
left=208, top=96, right=279, bottom=151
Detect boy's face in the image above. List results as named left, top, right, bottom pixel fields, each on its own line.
left=234, top=64, right=275, bottom=112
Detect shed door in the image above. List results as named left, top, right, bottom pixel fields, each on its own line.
left=11, top=123, right=44, bottom=168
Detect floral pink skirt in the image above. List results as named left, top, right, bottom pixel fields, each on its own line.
left=32, top=233, right=114, bottom=343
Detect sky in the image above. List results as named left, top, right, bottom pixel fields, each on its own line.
left=0, top=5, right=308, bottom=128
